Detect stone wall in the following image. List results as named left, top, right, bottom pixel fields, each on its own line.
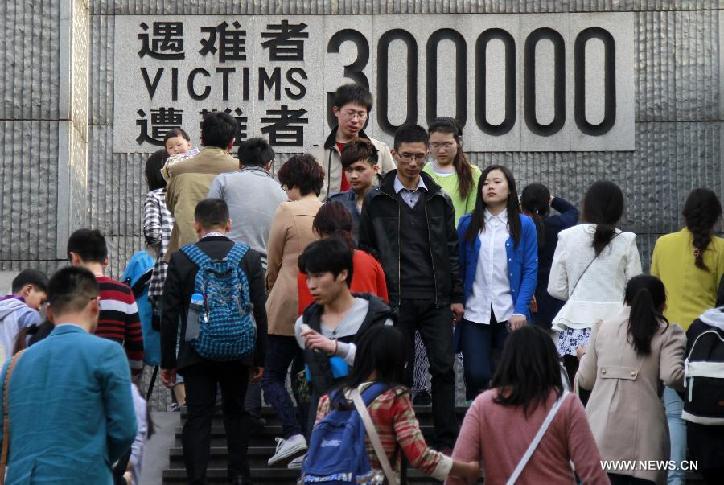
left=0, top=0, right=721, bottom=278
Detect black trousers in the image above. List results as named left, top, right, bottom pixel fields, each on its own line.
left=396, top=299, right=458, bottom=449
left=181, top=360, right=250, bottom=484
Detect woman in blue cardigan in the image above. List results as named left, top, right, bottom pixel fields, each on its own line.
left=457, top=165, right=538, bottom=400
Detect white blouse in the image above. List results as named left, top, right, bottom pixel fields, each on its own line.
left=548, top=224, right=642, bottom=330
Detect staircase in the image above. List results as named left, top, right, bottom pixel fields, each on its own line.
left=162, top=405, right=464, bottom=484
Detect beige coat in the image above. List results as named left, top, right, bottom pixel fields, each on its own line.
left=265, top=197, right=322, bottom=336
left=577, top=307, right=686, bottom=484
left=165, top=148, right=239, bottom=256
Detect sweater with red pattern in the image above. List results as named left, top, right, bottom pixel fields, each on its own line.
left=96, top=276, right=144, bottom=376
left=316, top=384, right=452, bottom=481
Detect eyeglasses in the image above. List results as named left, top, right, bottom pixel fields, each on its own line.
left=397, top=152, right=427, bottom=162
left=339, top=109, right=368, bottom=120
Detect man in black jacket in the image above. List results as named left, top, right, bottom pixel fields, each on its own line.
left=358, top=124, right=463, bottom=451
left=161, top=199, right=267, bottom=485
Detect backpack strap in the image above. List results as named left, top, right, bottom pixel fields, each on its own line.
left=225, top=243, right=249, bottom=266
left=350, top=385, right=399, bottom=485
left=506, top=391, right=570, bottom=485
left=180, top=244, right=212, bottom=268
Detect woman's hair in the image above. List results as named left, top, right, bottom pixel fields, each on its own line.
left=344, top=326, right=407, bottom=389
left=624, top=274, right=667, bottom=356
left=145, top=149, right=169, bottom=191
left=277, top=154, right=325, bottom=196
left=520, top=183, right=551, bottom=248
left=582, top=181, right=624, bottom=256
left=163, top=127, right=191, bottom=145
left=313, top=201, right=355, bottom=250
left=464, top=165, right=521, bottom=246
left=491, top=325, right=563, bottom=417
left=428, top=118, right=475, bottom=200
left=682, top=188, right=722, bottom=272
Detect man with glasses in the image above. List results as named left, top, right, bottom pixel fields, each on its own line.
left=310, top=83, right=395, bottom=200
left=358, top=124, right=463, bottom=453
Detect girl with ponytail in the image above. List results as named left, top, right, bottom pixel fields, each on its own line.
left=650, top=187, right=724, bottom=485
left=424, top=118, right=482, bottom=226
left=577, top=275, right=685, bottom=485
left=520, top=183, right=579, bottom=329
left=548, top=180, right=642, bottom=390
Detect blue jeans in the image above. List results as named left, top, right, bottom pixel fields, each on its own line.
left=663, top=386, right=685, bottom=485
left=460, top=319, right=509, bottom=400
left=262, top=335, right=304, bottom=439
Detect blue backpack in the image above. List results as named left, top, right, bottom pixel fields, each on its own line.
left=301, top=383, right=389, bottom=484
left=180, top=243, right=256, bottom=361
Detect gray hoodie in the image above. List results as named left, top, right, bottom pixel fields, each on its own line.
left=0, top=297, right=41, bottom=361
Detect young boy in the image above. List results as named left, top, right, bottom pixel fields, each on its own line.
left=0, top=269, right=48, bottom=360
left=328, top=139, right=380, bottom=242
left=67, top=228, right=144, bottom=378
left=310, top=83, right=395, bottom=200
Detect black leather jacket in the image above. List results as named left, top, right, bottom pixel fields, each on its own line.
left=358, top=170, right=464, bottom=308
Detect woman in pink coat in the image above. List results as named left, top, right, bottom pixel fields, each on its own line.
left=448, top=326, right=609, bottom=485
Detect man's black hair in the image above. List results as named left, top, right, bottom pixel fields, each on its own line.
left=145, top=149, right=168, bottom=191
left=238, top=138, right=275, bottom=167
left=67, top=229, right=108, bottom=263
left=47, top=266, right=99, bottom=315
left=11, top=269, right=49, bottom=294
left=333, top=83, right=373, bottom=112
left=200, top=112, right=237, bottom=149
left=195, top=198, right=229, bottom=229
left=393, top=124, right=429, bottom=150
left=298, top=238, right=353, bottom=286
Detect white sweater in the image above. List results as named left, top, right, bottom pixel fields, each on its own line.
left=548, top=224, right=642, bottom=330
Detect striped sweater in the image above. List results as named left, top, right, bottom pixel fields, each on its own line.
left=316, top=384, right=452, bottom=481
left=96, top=276, right=144, bottom=375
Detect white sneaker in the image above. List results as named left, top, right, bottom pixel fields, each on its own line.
left=287, top=453, right=306, bottom=470
left=267, top=434, right=307, bottom=465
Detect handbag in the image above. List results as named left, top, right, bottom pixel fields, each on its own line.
left=506, top=391, right=570, bottom=485
left=350, top=387, right=400, bottom=485
left=0, top=350, right=25, bottom=485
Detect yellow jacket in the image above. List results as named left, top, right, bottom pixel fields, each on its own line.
left=651, top=228, right=724, bottom=329
left=165, top=147, right=239, bottom=257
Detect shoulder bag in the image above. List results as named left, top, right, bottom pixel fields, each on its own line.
left=0, top=350, right=25, bottom=485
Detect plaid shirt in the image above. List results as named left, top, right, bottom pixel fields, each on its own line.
left=144, top=188, right=174, bottom=303
left=316, top=384, right=451, bottom=481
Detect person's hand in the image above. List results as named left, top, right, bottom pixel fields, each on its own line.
left=451, top=460, right=480, bottom=481
left=161, top=368, right=177, bottom=388
left=450, top=303, right=464, bottom=324
left=576, top=345, right=587, bottom=359
left=250, top=366, right=264, bottom=383
left=509, top=314, right=526, bottom=331
left=549, top=195, right=555, bottom=205
left=302, top=327, right=336, bottom=353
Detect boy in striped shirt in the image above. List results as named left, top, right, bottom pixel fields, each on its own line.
left=68, top=229, right=144, bottom=377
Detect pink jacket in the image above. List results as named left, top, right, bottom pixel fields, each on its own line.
left=447, top=389, right=609, bottom=485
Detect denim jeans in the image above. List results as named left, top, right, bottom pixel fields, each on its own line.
left=663, top=386, right=685, bottom=485
left=459, top=318, right=509, bottom=400
left=262, top=335, right=304, bottom=439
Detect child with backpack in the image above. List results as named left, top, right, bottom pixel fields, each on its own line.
left=683, top=277, right=724, bottom=485
left=160, top=199, right=268, bottom=485
left=302, top=325, right=479, bottom=485
left=0, top=269, right=48, bottom=361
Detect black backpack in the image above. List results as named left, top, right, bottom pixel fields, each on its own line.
left=683, top=328, right=724, bottom=425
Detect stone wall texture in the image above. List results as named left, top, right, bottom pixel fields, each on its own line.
left=0, top=0, right=721, bottom=279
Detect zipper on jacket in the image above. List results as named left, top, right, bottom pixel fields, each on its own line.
left=423, top=197, right=439, bottom=306
left=397, top=200, right=402, bottom=308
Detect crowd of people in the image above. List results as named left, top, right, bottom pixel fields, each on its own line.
left=0, top=82, right=722, bottom=485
